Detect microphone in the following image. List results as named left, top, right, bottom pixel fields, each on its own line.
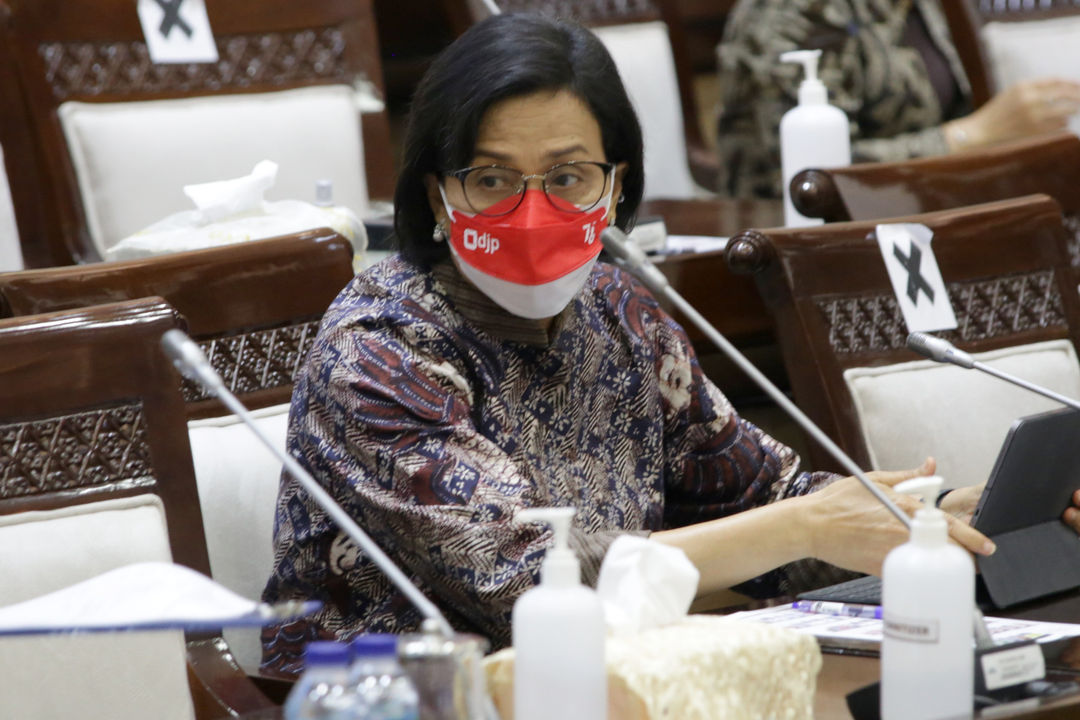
left=601, top=228, right=998, bottom=651
left=601, top=227, right=912, bottom=527
left=160, top=329, right=456, bottom=638
left=907, top=332, right=1080, bottom=411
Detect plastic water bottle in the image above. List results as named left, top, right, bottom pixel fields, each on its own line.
left=348, top=634, right=420, bottom=720
left=284, top=641, right=355, bottom=719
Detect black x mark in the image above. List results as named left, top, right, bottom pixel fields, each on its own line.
left=154, top=0, right=193, bottom=39
left=893, top=241, right=935, bottom=306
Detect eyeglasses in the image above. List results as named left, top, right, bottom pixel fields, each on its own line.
left=444, top=161, right=615, bottom=217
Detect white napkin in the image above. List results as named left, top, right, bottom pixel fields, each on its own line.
left=183, top=159, right=278, bottom=224
left=595, top=535, right=699, bottom=634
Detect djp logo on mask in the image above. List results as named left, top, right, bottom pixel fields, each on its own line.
left=463, top=228, right=500, bottom=254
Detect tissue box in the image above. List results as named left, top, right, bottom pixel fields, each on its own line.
left=484, top=614, right=822, bottom=720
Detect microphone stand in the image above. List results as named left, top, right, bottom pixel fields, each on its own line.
left=907, top=331, right=1080, bottom=412
left=600, top=227, right=997, bottom=649
left=160, top=329, right=456, bottom=639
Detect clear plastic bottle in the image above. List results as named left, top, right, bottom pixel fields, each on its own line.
left=881, top=475, right=974, bottom=720
left=284, top=641, right=355, bottom=720
left=348, top=634, right=420, bottom=720
left=512, top=507, right=606, bottom=720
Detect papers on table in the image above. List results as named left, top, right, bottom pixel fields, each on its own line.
left=652, top=235, right=729, bottom=256
left=0, top=562, right=319, bottom=636
left=731, top=604, right=1080, bottom=653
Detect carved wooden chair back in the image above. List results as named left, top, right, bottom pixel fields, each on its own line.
left=0, top=228, right=355, bottom=418
left=725, top=195, right=1080, bottom=486
left=0, top=0, right=394, bottom=266
left=439, top=0, right=718, bottom=194
left=790, top=131, right=1080, bottom=271
left=0, top=297, right=273, bottom=719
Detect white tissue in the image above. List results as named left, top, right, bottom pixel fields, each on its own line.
left=595, top=535, right=699, bottom=634
left=106, top=159, right=367, bottom=264
left=183, top=159, right=278, bottom=224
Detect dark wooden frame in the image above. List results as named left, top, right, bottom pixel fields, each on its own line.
left=0, top=297, right=275, bottom=718
left=0, top=0, right=395, bottom=267
left=725, top=195, right=1080, bottom=472
left=790, top=131, right=1080, bottom=227
left=0, top=228, right=356, bottom=418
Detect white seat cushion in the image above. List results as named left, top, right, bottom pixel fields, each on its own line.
left=844, top=339, right=1080, bottom=489
left=981, top=17, right=1080, bottom=135
left=0, top=495, right=195, bottom=720
left=188, top=402, right=289, bottom=672
left=593, top=22, right=707, bottom=201
left=59, top=85, right=370, bottom=257
left=0, top=142, right=23, bottom=271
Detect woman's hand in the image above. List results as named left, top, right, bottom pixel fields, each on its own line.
left=946, top=78, right=1080, bottom=151
left=938, top=482, right=984, bottom=525
left=801, top=457, right=996, bottom=577
left=1062, top=490, right=1080, bottom=535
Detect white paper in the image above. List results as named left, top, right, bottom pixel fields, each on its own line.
left=137, top=0, right=219, bottom=65
left=658, top=235, right=730, bottom=255
left=876, top=223, right=957, bottom=334
left=0, top=562, right=318, bottom=635
left=731, top=604, right=1080, bottom=651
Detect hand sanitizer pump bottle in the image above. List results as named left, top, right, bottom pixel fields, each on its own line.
left=779, top=49, right=851, bottom=228
left=881, top=476, right=974, bottom=720
left=512, top=507, right=606, bottom=720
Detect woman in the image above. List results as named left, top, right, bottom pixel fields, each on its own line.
left=259, top=12, right=1003, bottom=677
left=716, top=0, right=1080, bottom=198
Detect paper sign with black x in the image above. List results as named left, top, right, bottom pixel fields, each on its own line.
left=876, top=223, right=957, bottom=334
left=136, top=0, right=218, bottom=65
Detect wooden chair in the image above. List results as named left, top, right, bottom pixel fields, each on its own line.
left=0, top=228, right=355, bottom=417
left=440, top=0, right=720, bottom=196
left=789, top=131, right=1080, bottom=269
left=0, top=228, right=356, bottom=673
left=725, top=195, right=1080, bottom=489
left=0, top=297, right=275, bottom=719
left=0, top=0, right=395, bottom=267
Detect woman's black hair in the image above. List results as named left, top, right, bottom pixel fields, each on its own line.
left=392, top=12, right=645, bottom=266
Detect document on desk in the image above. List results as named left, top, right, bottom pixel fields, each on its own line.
left=730, top=605, right=1080, bottom=653
left=656, top=235, right=729, bottom=255
left=0, top=561, right=318, bottom=635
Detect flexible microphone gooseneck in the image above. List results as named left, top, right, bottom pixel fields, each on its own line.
left=601, top=227, right=911, bottom=528
left=160, top=329, right=456, bottom=639
left=907, top=332, right=1080, bottom=412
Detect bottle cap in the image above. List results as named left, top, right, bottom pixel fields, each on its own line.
left=351, top=633, right=399, bottom=658
left=895, top=475, right=947, bottom=542
left=517, top=507, right=580, bottom=587
left=780, top=49, right=827, bottom=105
left=303, top=640, right=350, bottom=667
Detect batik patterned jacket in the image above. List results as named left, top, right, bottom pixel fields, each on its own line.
left=716, top=0, right=972, bottom=198
left=260, top=256, right=850, bottom=676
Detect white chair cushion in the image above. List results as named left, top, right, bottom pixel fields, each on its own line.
left=981, top=17, right=1080, bottom=135
left=59, top=84, right=370, bottom=257
left=0, top=142, right=23, bottom=271
left=593, top=22, right=706, bottom=201
left=0, top=495, right=194, bottom=720
left=188, top=402, right=289, bottom=672
left=844, top=339, right=1080, bottom=489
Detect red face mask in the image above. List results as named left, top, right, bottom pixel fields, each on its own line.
left=443, top=189, right=608, bottom=286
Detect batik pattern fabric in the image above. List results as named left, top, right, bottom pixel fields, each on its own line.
left=260, top=256, right=851, bottom=676
left=716, top=0, right=971, bottom=198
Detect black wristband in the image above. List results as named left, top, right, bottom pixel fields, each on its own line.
left=934, top=488, right=952, bottom=508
